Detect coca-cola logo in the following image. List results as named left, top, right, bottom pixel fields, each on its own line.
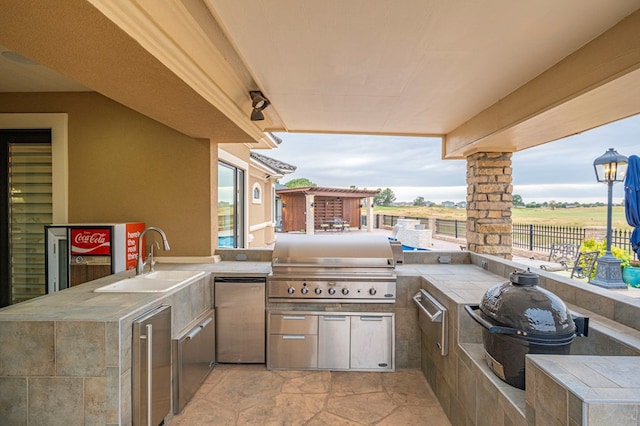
left=74, top=232, right=107, bottom=244
left=71, top=229, right=111, bottom=255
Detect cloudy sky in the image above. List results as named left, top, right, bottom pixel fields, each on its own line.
left=271, top=114, right=640, bottom=204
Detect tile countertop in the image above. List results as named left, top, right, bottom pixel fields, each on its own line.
left=396, top=263, right=506, bottom=304
left=0, top=261, right=272, bottom=322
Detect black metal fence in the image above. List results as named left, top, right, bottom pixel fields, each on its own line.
left=512, top=224, right=586, bottom=251
left=435, top=219, right=466, bottom=239
left=512, top=223, right=637, bottom=259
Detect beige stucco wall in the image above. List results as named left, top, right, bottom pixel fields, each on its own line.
left=0, top=92, right=216, bottom=256
left=248, top=175, right=275, bottom=247
left=219, top=142, right=276, bottom=248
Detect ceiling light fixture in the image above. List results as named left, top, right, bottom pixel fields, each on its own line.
left=249, top=90, right=270, bottom=121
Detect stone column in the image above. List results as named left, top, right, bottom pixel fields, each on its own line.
left=466, top=152, right=513, bottom=259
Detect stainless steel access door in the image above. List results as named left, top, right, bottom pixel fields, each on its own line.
left=132, top=305, right=172, bottom=426
left=214, top=278, right=266, bottom=363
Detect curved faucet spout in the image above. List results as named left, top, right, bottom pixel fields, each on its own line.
left=137, top=227, right=171, bottom=275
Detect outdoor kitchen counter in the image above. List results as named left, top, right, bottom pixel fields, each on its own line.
left=396, top=263, right=506, bottom=303
left=0, top=261, right=271, bottom=322
left=399, top=261, right=640, bottom=425
left=0, top=260, right=270, bottom=424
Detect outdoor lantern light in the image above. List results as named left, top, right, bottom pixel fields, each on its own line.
left=591, top=148, right=629, bottom=289
left=249, top=91, right=270, bottom=121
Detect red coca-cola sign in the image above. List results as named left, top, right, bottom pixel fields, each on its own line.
left=71, top=228, right=111, bottom=255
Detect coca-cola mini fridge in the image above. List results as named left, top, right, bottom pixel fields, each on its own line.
left=45, top=222, right=145, bottom=293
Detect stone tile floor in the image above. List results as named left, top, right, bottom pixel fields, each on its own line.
left=170, top=364, right=450, bottom=425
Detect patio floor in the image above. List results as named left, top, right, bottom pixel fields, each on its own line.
left=169, top=364, right=451, bottom=425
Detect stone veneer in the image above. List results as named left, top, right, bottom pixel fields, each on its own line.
left=0, top=273, right=212, bottom=425
left=466, top=152, right=513, bottom=259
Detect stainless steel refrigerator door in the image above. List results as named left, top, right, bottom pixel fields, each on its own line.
left=214, top=279, right=265, bottom=363
left=132, top=305, right=172, bottom=426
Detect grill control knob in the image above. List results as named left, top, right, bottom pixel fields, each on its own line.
left=315, top=288, right=322, bottom=295
left=342, top=288, right=349, bottom=295
left=369, top=288, right=377, bottom=296
left=328, top=288, right=336, bottom=295
left=301, top=287, right=309, bottom=295
left=287, top=287, right=295, bottom=294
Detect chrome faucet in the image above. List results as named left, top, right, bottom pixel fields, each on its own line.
left=136, top=227, right=171, bottom=275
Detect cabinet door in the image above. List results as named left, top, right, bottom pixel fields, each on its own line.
left=318, top=315, right=350, bottom=369
left=350, top=315, right=393, bottom=370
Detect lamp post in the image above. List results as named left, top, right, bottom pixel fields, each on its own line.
left=591, top=148, right=628, bottom=289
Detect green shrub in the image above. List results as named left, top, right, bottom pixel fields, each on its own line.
left=580, top=238, right=631, bottom=269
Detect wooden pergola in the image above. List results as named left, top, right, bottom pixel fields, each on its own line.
left=276, top=187, right=380, bottom=234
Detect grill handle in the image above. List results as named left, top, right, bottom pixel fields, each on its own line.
left=465, top=305, right=584, bottom=341
left=464, top=305, right=521, bottom=336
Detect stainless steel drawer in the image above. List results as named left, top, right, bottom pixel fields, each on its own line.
left=270, top=314, right=318, bottom=335
left=269, top=334, right=318, bottom=369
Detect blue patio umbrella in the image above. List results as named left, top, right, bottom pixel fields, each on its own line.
left=625, top=154, right=640, bottom=254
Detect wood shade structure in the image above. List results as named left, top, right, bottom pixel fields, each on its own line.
left=276, top=187, right=380, bottom=233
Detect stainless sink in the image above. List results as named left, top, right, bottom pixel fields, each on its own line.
left=94, top=270, right=207, bottom=293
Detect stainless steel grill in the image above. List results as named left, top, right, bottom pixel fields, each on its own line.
left=269, top=234, right=397, bottom=303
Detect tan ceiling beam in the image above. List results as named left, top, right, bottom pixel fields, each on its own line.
left=444, top=8, right=640, bottom=159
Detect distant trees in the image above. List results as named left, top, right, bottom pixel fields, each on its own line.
left=374, top=188, right=396, bottom=206
left=413, top=196, right=426, bottom=206
left=284, top=178, right=316, bottom=188
left=512, top=194, right=524, bottom=207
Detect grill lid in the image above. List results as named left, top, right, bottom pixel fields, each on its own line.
left=479, top=270, right=575, bottom=335
left=271, top=234, right=395, bottom=270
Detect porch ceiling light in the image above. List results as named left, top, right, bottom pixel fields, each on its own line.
left=250, top=91, right=270, bottom=121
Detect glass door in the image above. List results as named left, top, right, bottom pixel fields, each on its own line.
left=217, top=161, right=245, bottom=248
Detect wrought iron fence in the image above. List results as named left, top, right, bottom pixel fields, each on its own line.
left=512, top=224, right=586, bottom=251
left=435, top=218, right=466, bottom=239
left=512, top=223, right=637, bottom=259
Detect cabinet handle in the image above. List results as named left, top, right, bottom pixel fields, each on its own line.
left=359, top=316, right=383, bottom=321
left=283, top=315, right=305, bottom=320
left=323, top=316, right=347, bottom=321
left=145, top=324, right=153, bottom=426
left=282, top=335, right=306, bottom=340
left=413, top=289, right=444, bottom=323
left=186, top=317, right=213, bottom=340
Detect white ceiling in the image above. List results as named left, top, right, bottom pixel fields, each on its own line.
left=1, top=0, right=639, bottom=155
left=205, top=0, right=640, bottom=136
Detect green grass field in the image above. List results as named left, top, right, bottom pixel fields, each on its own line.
left=372, top=205, right=632, bottom=229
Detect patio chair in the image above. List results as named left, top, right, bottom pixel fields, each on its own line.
left=539, top=243, right=579, bottom=272
left=570, top=251, right=599, bottom=282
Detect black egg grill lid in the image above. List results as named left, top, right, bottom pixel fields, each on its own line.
left=479, top=269, right=575, bottom=335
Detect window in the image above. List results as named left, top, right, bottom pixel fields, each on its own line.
left=252, top=183, right=262, bottom=204
left=1, top=130, right=52, bottom=306
left=217, top=161, right=245, bottom=248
